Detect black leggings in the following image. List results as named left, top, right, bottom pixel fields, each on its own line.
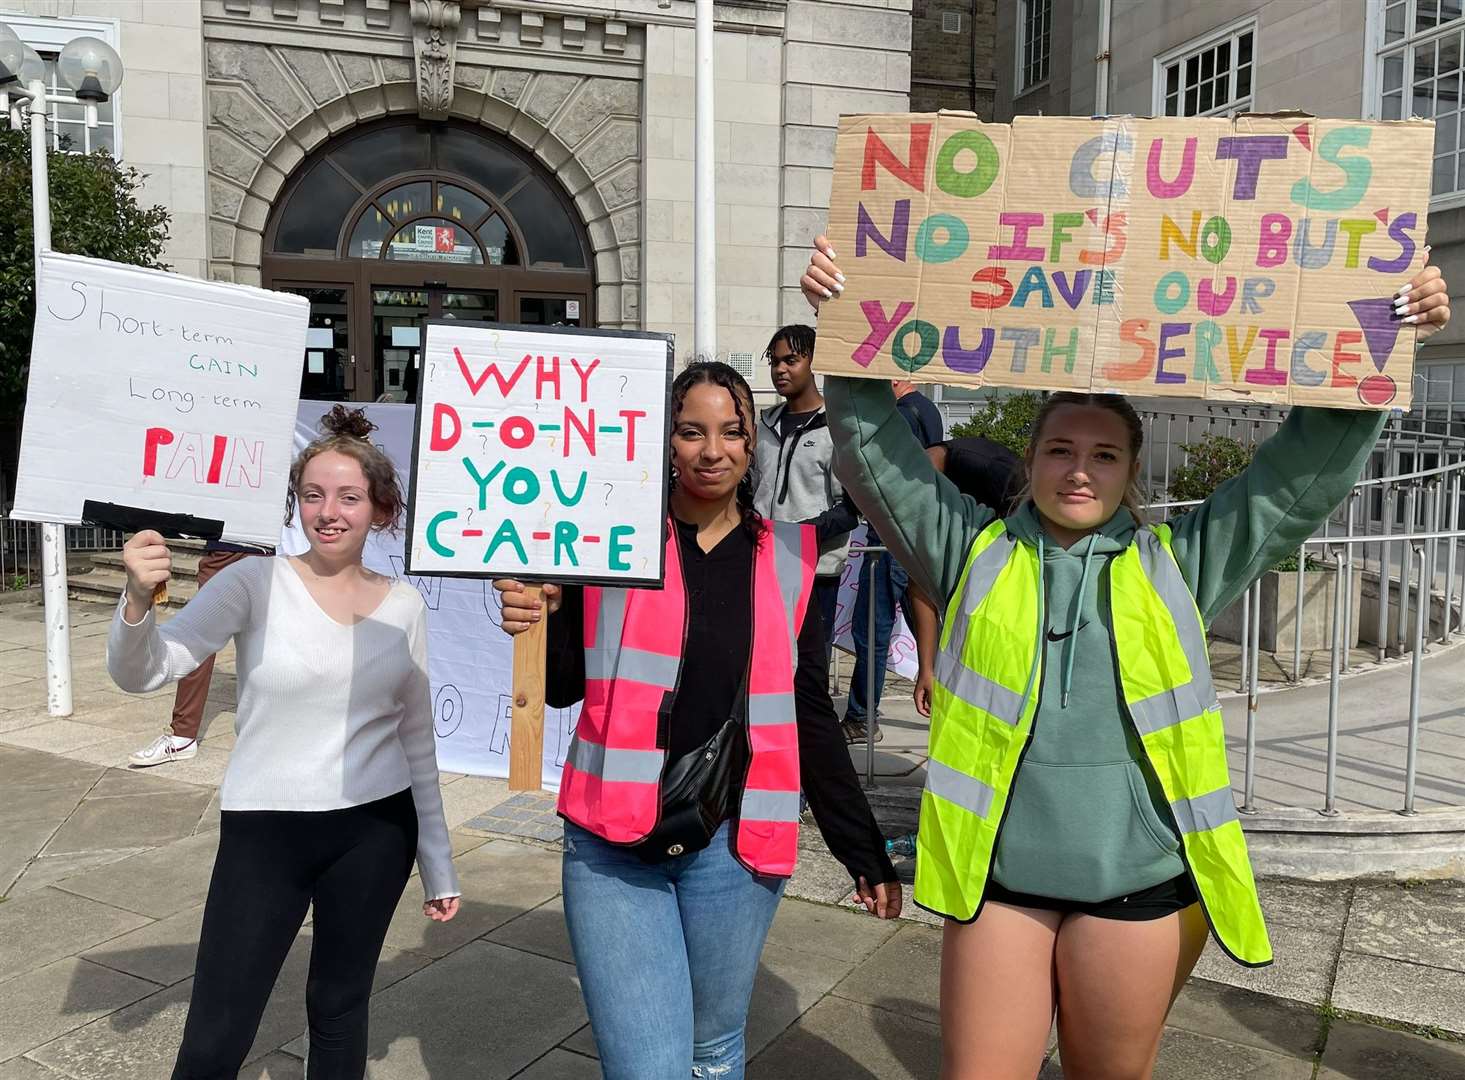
left=173, top=789, right=417, bottom=1080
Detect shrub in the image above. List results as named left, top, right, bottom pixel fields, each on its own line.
left=948, top=391, right=1043, bottom=455
left=1167, top=433, right=1252, bottom=502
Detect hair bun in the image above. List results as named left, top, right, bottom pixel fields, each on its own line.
left=320, top=404, right=377, bottom=440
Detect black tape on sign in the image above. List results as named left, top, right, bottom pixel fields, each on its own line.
left=81, top=501, right=225, bottom=542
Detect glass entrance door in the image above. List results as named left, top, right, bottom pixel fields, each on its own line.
left=371, top=287, right=499, bottom=402
left=278, top=285, right=352, bottom=401
left=516, top=292, right=587, bottom=329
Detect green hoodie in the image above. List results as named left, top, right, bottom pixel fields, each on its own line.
left=825, top=377, right=1386, bottom=902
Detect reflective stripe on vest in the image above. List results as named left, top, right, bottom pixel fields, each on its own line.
left=559, top=518, right=815, bottom=876
left=920, top=520, right=1272, bottom=967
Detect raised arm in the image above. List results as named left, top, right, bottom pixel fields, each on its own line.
left=1167, top=408, right=1385, bottom=625
left=107, top=538, right=256, bottom=693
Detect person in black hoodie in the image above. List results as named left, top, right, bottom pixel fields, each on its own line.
left=495, top=362, right=898, bottom=1080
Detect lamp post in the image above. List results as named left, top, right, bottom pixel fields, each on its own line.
left=0, top=24, right=124, bottom=717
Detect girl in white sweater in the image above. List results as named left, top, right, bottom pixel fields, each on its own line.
left=108, top=405, right=459, bottom=1080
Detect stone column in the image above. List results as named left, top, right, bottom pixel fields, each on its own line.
left=778, top=0, right=913, bottom=326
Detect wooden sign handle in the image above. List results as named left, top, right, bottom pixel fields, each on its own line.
left=153, top=581, right=169, bottom=607
left=509, top=583, right=548, bottom=791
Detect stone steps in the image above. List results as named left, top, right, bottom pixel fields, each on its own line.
left=70, top=538, right=207, bottom=609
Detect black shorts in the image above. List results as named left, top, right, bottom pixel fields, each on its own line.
left=984, top=874, right=1199, bottom=921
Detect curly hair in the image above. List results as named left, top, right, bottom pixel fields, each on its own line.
left=285, top=405, right=405, bottom=534
left=669, top=361, right=767, bottom=544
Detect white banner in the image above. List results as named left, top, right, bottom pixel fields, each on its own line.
left=287, top=402, right=575, bottom=788
left=13, top=254, right=307, bottom=545
left=408, top=323, right=673, bottom=585
left=831, top=525, right=919, bottom=682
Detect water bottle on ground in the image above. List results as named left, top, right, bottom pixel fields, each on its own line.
left=885, top=832, right=916, bottom=858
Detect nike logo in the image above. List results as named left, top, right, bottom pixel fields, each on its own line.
left=1047, top=623, right=1089, bottom=642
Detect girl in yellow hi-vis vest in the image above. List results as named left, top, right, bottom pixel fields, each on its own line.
left=801, top=240, right=1449, bottom=1079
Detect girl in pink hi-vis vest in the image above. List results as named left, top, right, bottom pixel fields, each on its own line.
left=495, top=362, right=899, bottom=1080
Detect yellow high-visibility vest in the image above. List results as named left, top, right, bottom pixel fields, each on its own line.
left=920, top=519, right=1272, bottom=967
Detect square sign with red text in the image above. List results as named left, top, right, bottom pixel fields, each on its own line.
left=405, top=322, right=673, bottom=586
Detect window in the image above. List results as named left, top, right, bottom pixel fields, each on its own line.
left=268, top=123, right=581, bottom=268
left=1406, top=360, right=1465, bottom=442
left=1377, top=0, right=1465, bottom=200
left=1156, top=21, right=1255, bottom=117
left=1, top=13, right=121, bottom=157
left=1017, top=0, right=1051, bottom=92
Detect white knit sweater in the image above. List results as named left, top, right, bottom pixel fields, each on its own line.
left=107, top=556, right=460, bottom=900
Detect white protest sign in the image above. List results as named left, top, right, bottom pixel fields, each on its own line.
left=286, top=401, right=575, bottom=789
left=406, top=322, right=673, bottom=584
left=12, top=253, right=308, bottom=545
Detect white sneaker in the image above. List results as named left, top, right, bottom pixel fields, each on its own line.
left=129, top=733, right=198, bottom=768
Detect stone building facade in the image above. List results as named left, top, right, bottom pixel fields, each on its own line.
left=909, top=0, right=995, bottom=117
left=7, top=0, right=914, bottom=399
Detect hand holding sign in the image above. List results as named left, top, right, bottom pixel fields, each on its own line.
left=120, top=530, right=172, bottom=623
left=812, top=112, right=1437, bottom=409
left=409, top=322, right=673, bottom=791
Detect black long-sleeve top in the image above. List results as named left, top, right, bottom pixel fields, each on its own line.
left=547, top=517, right=897, bottom=886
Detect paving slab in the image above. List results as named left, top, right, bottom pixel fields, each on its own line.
left=763, top=893, right=900, bottom=963
left=510, top=1048, right=601, bottom=1079
left=0, top=957, right=158, bottom=1063
left=0, top=713, right=48, bottom=735
left=29, top=933, right=315, bottom=1079
left=1317, top=1018, right=1465, bottom=1079
left=239, top=1052, right=305, bottom=1080
left=0, top=817, right=64, bottom=897
left=0, top=745, right=102, bottom=794
left=7, top=848, right=151, bottom=897
left=53, top=830, right=221, bottom=919
left=0, top=887, right=153, bottom=984
left=382, top=840, right=561, bottom=959
left=747, top=941, right=866, bottom=1061
left=43, top=788, right=213, bottom=856
left=1342, top=881, right=1465, bottom=973
left=485, top=896, right=574, bottom=965
left=0, top=1058, right=65, bottom=1079
left=1149, top=1027, right=1315, bottom=1079
left=828, top=922, right=943, bottom=1025
left=1164, top=979, right=1325, bottom=1060
left=746, top=997, right=941, bottom=1080
left=1190, top=923, right=1341, bottom=1006
left=0, top=720, right=126, bottom=756
left=1332, top=950, right=1465, bottom=1036
left=80, top=903, right=208, bottom=988
left=85, top=768, right=202, bottom=800
left=1, top=783, right=88, bottom=826
left=354, top=940, right=587, bottom=1079
left=1255, top=877, right=1355, bottom=929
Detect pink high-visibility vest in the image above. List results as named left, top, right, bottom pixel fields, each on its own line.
left=557, top=518, right=816, bottom=876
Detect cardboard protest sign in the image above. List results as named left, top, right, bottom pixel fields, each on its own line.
left=406, top=322, right=673, bottom=584
left=12, top=253, right=309, bottom=544
left=814, top=112, right=1434, bottom=409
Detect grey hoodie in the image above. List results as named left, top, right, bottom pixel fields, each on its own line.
left=753, top=402, right=853, bottom=576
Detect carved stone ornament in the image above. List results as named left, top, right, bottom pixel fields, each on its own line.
left=410, top=0, right=462, bottom=119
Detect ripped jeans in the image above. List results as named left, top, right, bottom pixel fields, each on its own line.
left=562, top=820, right=786, bottom=1079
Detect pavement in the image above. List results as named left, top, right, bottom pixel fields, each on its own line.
left=1, top=600, right=1463, bottom=1078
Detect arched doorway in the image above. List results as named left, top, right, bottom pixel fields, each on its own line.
left=263, top=119, right=595, bottom=402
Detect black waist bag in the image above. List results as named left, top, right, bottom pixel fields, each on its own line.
left=632, top=714, right=749, bottom=864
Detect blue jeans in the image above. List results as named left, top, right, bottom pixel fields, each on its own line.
left=562, top=821, right=787, bottom=1079
left=846, top=549, right=909, bottom=723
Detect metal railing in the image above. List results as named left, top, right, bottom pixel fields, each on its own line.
left=862, top=403, right=1465, bottom=817
left=0, top=517, right=125, bottom=592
